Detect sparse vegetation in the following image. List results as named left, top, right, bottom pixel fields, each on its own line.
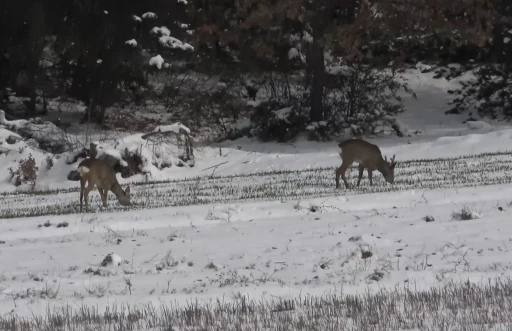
left=8, top=154, right=38, bottom=187
left=452, top=206, right=479, bottom=221
left=1, top=280, right=512, bottom=331
left=1, top=151, right=512, bottom=219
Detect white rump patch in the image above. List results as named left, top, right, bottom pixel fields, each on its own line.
left=338, top=147, right=343, bottom=155
left=77, top=166, right=90, bottom=174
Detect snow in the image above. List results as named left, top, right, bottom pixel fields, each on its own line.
left=246, top=100, right=260, bottom=107
left=133, top=15, right=142, bottom=22
left=2, top=67, right=512, bottom=322
left=273, top=107, right=292, bottom=122
left=465, top=120, right=492, bottom=130
left=415, top=62, right=432, bottom=72
left=3, top=181, right=512, bottom=318
left=303, top=31, right=313, bottom=43
left=149, top=55, right=165, bottom=69
left=158, top=36, right=194, bottom=51
left=177, top=0, right=188, bottom=4
left=153, top=122, right=191, bottom=134
left=151, top=26, right=171, bottom=37
left=288, top=47, right=299, bottom=59
left=142, top=12, right=157, bottom=20
left=125, top=39, right=138, bottom=47
left=504, top=37, right=510, bottom=44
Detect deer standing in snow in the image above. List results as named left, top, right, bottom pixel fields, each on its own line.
left=77, top=158, right=131, bottom=211
left=335, top=139, right=397, bottom=189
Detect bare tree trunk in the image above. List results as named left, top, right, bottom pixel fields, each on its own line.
left=309, top=39, right=325, bottom=123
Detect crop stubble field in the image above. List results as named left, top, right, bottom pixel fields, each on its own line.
left=1, top=151, right=512, bottom=219
left=2, top=151, right=512, bottom=330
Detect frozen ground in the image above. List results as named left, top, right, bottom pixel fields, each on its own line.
left=1, top=68, right=512, bottom=329
left=1, top=137, right=512, bottom=320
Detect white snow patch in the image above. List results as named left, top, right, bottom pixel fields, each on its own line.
left=149, top=55, right=165, bottom=69
left=415, top=62, right=432, bottom=72
left=125, top=39, right=137, bottom=47
left=142, top=12, right=157, bottom=20
left=288, top=48, right=299, bottom=60
left=153, top=122, right=191, bottom=134
left=151, top=26, right=171, bottom=36
left=465, top=120, right=492, bottom=130
left=303, top=31, right=313, bottom=43
left=158, top=36, right=194, bottom=51
left=246, top=100, right=260, bottom=108
left=273, top=107, right=292, bottom=123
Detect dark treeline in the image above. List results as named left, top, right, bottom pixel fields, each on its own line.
left=0, top=0, right=510, bottom=141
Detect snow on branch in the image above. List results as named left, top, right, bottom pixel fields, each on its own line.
left=153, top=122, right=191, bottom=135
left=125, top=39, right=138, bottom=47
left=142, top=12, right=157, bottom=20
left=158, top=36, right=194, bottom=51
left=149, top=55, right=165, bottom=69
left=151, top=26, right=171, bottom=36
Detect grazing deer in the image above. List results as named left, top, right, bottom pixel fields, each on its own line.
left=335, top=139, right=397, bottom=189
left=77, top=158, right=131, bottom=212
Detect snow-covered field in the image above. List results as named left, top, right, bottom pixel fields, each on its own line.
left=1, top=69, right=512, bottom=330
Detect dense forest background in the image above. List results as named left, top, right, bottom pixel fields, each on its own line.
left=0, top=0, right=510, bottom=142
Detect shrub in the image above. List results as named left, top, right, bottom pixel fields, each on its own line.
left=451, top=206, right=479, bottom=221
left=9, top=153, right=38, bottom=187
left=251, top=99, right=308, bottom=142
left=446, top=19, right=512, bottom=119
left=323, top=63, right=413, bottom=136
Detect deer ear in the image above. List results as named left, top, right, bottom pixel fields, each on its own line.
left=125, top=186, right=130, bottom=196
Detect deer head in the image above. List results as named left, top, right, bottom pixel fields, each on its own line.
left=118, top=186, right=131, bottom=206
left=381, top=154, right=397, bottom=184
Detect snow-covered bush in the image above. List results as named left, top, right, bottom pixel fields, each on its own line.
left=65, top=122, right=195, bottom=182
left=0, top=110, right=70, bottom=153
left=251, top=100, right=308, bottom=142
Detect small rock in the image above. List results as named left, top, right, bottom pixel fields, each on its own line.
left=424, top=215, right=435, bottom=223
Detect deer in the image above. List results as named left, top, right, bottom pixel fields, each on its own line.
left=335, top=139, right=397, bottom=189
left=77, top=158, right=131, bottom=212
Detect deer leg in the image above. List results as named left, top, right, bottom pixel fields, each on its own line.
left=79, top=179, right=86, bottom=212
left=357, top=164, right=365, bottom=187
left=98, top=188, right=107, bottom=208
left=335, top=164, right=344, bottom=189
left=83, top=184, right=95, bottom=211
left=368, top=170, right=373, bottom=186
left=103, top=189, right=109, bottom=208
left=335, top=162, right=351, bottom=189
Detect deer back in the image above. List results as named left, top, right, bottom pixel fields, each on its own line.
left=338, top=139, right=384, bottom=168
left=77, top=158, right=118, bottom=190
